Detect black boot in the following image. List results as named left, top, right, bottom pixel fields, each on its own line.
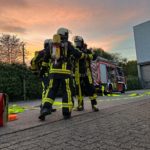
left=92, top=105, right=99, bottom=112
left=63, top=112, right=71, bottom=120
left=51, top=108, right=57, bottom=112
left=76, top=100, right=84, bottom=111
left=39, top=102, right=52, bottom=121
left=91, top=99, right=99, bottom=112
left=76, top=106, right=84, bottom=111
left=40, top=104, right=56, bottom=113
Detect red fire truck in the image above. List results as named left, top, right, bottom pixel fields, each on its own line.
left=91, top=57, right=126, bottom=94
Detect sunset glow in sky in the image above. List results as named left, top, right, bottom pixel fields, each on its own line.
left=0, top=0, right=150, bottom=62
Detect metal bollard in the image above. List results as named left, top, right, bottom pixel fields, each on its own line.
left=0, top=93, right=8, bottom=127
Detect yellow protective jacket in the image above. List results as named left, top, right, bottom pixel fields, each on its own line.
left=75, top=48, right=96, bottom=77
left=42, top=41, right=85, bottom=78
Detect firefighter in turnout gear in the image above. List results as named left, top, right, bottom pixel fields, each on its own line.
left=30, top=39, right=56, bottom=113
left=39, top=28, right=86, bottom=121
left=73, top=36, right=99, bottom=112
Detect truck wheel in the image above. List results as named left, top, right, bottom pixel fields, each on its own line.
left=121, top=84, right=125, bottom=93
left=108, top=84, right=113, bottom=94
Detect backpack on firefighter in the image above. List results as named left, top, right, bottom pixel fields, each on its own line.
left=30, top=51, right=42, bottom=74
left=51, top=34, right=68, bottom=66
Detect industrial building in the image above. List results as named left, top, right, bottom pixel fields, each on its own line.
left=133, top=21, right=150, bottom=88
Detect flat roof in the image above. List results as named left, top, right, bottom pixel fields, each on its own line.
left=133, top=20, right=150, bottom=28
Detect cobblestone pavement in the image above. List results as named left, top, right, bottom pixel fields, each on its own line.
left=0, top=99, right=150, bottom=150
left=1, top=90, right=150, bottom=135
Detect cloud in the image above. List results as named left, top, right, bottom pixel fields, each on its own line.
left=87, top=34, right=129, bottom=51
left=1, top=0, right=149, bottom=34
left=0, top=18, right=26, bottom=33
left=0, top=0, right=28, bottom=8
left=0, top=0, right=150, bottom=61
left=0, top=17, right=26, bottom=34
left=0, top=25, right=26, bottom=33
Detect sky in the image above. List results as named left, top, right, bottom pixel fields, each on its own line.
left=0, top=0, right=150, bottom=63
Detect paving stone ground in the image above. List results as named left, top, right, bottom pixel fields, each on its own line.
left=0, top=98, right=150, bottom=150
left=0, top=92, right=149, bottom=135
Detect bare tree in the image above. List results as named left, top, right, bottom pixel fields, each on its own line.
left=0, top=34, right=26, bottom=64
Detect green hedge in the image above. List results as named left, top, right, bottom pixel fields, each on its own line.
left=0, top=63, right=42, bottom=101
left=0, top=63, right=142, bottom=101
left=126, top=76, right=142, bottom=90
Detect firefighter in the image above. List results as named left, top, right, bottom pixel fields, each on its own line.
left=39, top=28, right=86, bottom=121
left=73, top=36, right=99, bottom=112
left=30, top=39, right=56, bottom=112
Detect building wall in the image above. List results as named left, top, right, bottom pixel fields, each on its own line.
left=134, top=21, right=150, bottom=64
left=133, top=21, right=150, bottom=88
left=140, top=64, right=150, bottom=88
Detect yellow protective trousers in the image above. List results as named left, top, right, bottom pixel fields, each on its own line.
left=41, top=73, right=49, bottom=99
left=75, top=75, right=97, bottom=108
left=75, top=60, right=98, bottom=108
left=42, top=77, right=73, bottom=115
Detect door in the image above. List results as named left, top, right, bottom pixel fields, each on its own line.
left=100, top=64, right=107, bottom=83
